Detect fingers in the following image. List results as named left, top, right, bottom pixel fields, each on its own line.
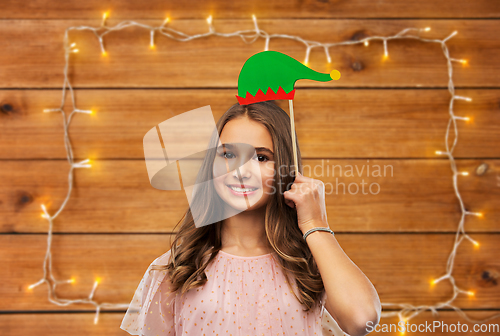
left=283, top=189, right=299, bottom=208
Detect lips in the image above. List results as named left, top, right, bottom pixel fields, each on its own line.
left=226, top=184, right=259, bottom=189
left=226, top=184, right=260, bottom=196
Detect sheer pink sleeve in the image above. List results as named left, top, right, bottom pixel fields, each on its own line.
left=120, top=250, right=177, bottom=335
left=320, top=289, right=327, bottom=310
left=320, top=290, right=350, bottom=336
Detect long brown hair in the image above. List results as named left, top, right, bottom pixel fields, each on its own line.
left=151, top=101, right=325, bottom=311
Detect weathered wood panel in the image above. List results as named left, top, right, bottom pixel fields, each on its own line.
left=0, top=311, right=499, bottom=335
left=0, top=0, right=498, bottom=19
left=1, top=89, right=498, bottom=160
left=2, top=234, right=499, bottom=310
left=1, top=158, right=498, bottom=233
left=2, top=2, right=499, bottom=335
left=0, top=20, right=497, bottom=88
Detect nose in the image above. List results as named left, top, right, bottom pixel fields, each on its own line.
left=232, top=159, right=253, bottom=182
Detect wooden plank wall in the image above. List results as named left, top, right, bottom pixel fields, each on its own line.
left=1, top=1, right=499, bottom=335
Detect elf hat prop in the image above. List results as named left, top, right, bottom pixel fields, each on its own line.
left=235, top=50, right=340, bottom=173
left=236, top=50, right=340, bottom=105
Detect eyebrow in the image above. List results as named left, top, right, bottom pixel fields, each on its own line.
left=218, top=143, right=274, bottom=156
left=255, top=147, right=274, bottom=156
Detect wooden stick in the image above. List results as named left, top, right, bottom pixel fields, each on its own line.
left=289, top=99, right=299, bottom=175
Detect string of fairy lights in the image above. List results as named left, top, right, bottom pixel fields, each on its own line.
left=28, top=12, right=500, bottom=331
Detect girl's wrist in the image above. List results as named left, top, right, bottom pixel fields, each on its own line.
left=303, top=226, right=334, bottom=242
left=299, top=220, right=329, bottom=235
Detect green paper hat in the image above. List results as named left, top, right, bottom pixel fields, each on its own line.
left=236, top=50, right=340, bottom=105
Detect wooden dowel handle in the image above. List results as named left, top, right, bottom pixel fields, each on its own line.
left=289, top=99, right=299, bottom=175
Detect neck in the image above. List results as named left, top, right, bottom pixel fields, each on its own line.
left=220, top=205, right=272, bottom=254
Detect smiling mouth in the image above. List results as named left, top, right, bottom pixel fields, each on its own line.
left=226, top=185, right=259, bottom=193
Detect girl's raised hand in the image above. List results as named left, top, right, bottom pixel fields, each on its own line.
left=283, top=172, right=329, bottom=234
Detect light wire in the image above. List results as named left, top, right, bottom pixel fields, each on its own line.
left=31, top=14, right=498, bottom=328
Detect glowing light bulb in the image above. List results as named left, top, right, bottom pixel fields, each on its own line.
left=400, top=319, right=406, bottom=335
left=252, top=14, right=256, bottom=20
left=102, top=50, right=107, bottom=57
left=424, top=27, right=431, bottom=32
left=207, top=15, right=212, bottom=25
left=473, top=240, right=480, bottom=247
left=69, top=277, right=76, bottom=284
left=149, top=29, right=156, bottom=49
left=103, top=12, right=109, bottom=20
left=163, top=17, right=170, bottom=25
left=364, top=40, right=369, bottom=47
left=95, top=277, right=101, bottom=284
left=72, top=49, right=79, bottom=53
left=467, top=291, right=475, bottom=296
left=435, top=150, right=447, bottom=155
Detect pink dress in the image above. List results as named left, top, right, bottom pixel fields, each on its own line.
left=120, top=249, right=345, bottom=336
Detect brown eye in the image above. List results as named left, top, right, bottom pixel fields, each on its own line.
left=256, top=154, right=269, bottom=162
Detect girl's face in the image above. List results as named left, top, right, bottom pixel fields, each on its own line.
left=212, top=117, right=275, bottom=212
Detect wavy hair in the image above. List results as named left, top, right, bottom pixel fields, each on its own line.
left=150, top=101, right=325, bottom=311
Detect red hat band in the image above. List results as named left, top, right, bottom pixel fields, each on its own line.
left=235, top=86, right=296, bottom=105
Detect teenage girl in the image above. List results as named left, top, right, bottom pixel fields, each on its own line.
left=121, top=101, right=381, bottom=336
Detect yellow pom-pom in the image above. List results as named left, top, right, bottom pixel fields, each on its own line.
left=330, top=70, right=341, bottom=80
